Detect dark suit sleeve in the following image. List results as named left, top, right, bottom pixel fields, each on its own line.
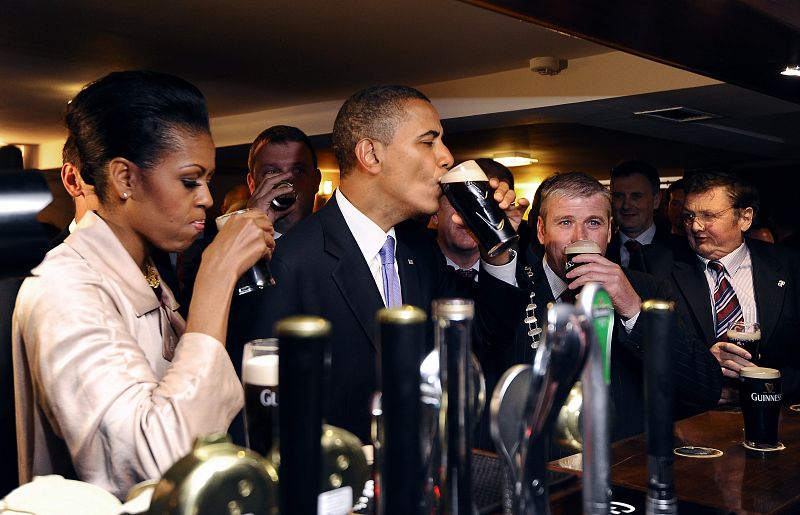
left=471, top=266, right=529, bottom=352
left=621, top=276, right=723, bottom=414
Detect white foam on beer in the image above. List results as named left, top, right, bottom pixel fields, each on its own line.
left=243, top=354, right=279, bottom=386
left=726, top=329, right=761, bottom=341
left=439, top=160, right=488, bottom=184
left=740, top=366, right=779, bottom=379
left=565, top=240, right=602, bottom=255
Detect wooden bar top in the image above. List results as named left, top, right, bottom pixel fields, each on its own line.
left=551, top=406, right=800, bottom=514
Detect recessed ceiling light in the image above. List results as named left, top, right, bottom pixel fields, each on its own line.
left=492, top=151, right=538, bottom=167
left=780, top=66, right=800, bottom=77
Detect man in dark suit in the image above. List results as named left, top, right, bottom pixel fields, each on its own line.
left=607, top=160, right=675, bottom=270
left=496, top=171, right=721, bottom=441
left=232, top=85, right=529, bottom=442
left=641, top=171, right=800, bottom=403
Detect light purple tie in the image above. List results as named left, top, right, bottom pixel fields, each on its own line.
left=379, top=235, right=402, bottom=307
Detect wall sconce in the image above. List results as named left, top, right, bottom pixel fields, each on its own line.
left=492, top=152, right=538, bottom=167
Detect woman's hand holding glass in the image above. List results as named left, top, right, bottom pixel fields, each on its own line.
left=209, top=208, right=275, bottom=284
left=186, top=208, right=275, bottom=343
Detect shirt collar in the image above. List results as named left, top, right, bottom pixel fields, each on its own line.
left=445, top=255, right=480, bottom=272
left=697, top=241, right=750, bottom=273
left=66, top=211, right=164, bottom=316
left=335, top=189, right=397, bottom=263
left=620, top=223, right=657, bottom=245
left=542, top=256, right=569, bottom=300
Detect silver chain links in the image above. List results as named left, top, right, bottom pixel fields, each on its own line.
left=524, top=265, right=543, bottom=349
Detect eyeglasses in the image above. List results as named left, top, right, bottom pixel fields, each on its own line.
left=681, top=206, right=735, bottom=228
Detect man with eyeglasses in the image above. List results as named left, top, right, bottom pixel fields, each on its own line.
left=642, top=170, right=800, bottom=403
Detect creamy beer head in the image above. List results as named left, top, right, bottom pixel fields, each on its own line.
left=565, top=240, right=602, bottom=256
left=243, top=354, right=279, bottom=387
left=740, top=366, right=779, bottom=380
left=439, top=160, right=488, bottom=184
left=727, top=328, right=762, bottom=342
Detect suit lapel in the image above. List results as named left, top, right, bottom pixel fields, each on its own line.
left=319, top=199, right=385, bottom=348
left=672, top=257, right=716, bottom=344
left=395, top=236, right=423, bottom=310
left=749, top=243, right=785, bottom=349
left=607, top=233, right=622, bottom=266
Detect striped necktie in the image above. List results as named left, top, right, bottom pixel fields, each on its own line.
left=379, top=235, right=402, bottom=308
left=708, top=260, right=743, bottom=340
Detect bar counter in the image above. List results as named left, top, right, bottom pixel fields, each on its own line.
left=550, top=406, right=800, bottom=514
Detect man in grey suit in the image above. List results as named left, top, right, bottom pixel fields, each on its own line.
left=642, top=171, right=800, bottom=403
left=231, top=85, right=529, bottom=441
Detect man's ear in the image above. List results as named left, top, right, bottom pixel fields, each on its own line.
left=354, top=138, right=381, bottom=176
left=537, top=215, right=545, bottom=245
left=107, top=157, right=135, bottom=200
left=246, top=172, right=256, bottom=194
left=739, top=206, right=755, bottom=232
left=313, top=168, right=322, bottom=189
left=653, top=190, right=663, bottom=210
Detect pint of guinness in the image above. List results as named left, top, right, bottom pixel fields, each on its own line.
left=564, top=240, right=602, bottom=275
left=727, top=322, right=761, bottom=364
left=739, top=366, right=782, bottom=450
left=242, top=339, right=279, bottom=457
left=439, top=160, right=518, bottom=257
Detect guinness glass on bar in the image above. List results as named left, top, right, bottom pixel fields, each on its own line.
left=242, top=339, right=279, bottom=457
left=739, top=366, right=782, bottom=450
left=439, top=160, right=518, bottom=257
left=564, top=240, right=602, bottom=275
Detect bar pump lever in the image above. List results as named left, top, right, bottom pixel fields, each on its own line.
left=577, top=283, right=614, bottom=515
left=522, top=301, right=590, bottom=515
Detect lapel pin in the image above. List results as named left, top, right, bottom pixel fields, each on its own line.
left=778, top=280, right=786, bottom=288
left=407, top=259, right=414, bottom=265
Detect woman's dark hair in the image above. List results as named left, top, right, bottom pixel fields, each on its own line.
left=65, top=70, right=210, bottom=200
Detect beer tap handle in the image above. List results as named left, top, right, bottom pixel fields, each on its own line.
left=576, top=283, right=614, bottom=515
left=375, top=306, right=427, bottom=515
left=521, top=302, right=590, bottom=515
left=642, top=301, right=678, bottom=515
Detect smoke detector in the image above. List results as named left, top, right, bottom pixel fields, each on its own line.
left=530, top=57, right=568, bottom=76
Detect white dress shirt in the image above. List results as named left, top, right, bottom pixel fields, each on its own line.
left=697, top=241, right=758, bottom=325
left=619, top=223, right=657, bottom=268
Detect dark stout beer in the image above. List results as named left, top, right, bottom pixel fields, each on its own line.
left=243, top=353, right=279, bottom=456
left=727, top=322, right=761, bottom=364
left=739, top=366, right=781, bottom=449
left=564, top=240, right=602, bottom=275
left=440, top=160, right=518, bottom=257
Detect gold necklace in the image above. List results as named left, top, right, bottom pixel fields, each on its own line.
left=143, top=262, right=161, bottom=289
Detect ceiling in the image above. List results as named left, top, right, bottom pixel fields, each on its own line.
left=2, top=0, right=799, bottom=181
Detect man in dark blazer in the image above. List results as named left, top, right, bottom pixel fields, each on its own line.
left=641, top=171, right=800, bottom=403
left=231, top=85, right=529, bottom=442
left=607, top=160, right=677, bottom=270
left=492, top=171, right=722, bottom=442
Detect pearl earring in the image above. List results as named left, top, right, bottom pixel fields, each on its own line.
left=122, top=192, right=129, bottom=199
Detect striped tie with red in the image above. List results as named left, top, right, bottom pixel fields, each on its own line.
left=708, top=260, right=743, bottom=340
